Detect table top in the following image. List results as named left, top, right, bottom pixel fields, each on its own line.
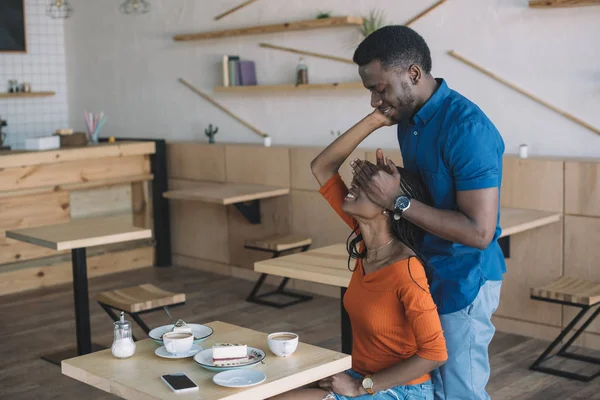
left=5, top=215, right=152, bottom=251
left=163, top=182, right=289, bottom=205
left=255, top=207, right=563, bottom=288
left=61, top=321, right=351, bottom=400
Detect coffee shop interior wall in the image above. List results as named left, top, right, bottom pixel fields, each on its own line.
left=60, top=0, right=599, bottom=158
left=0, top=0, right=69, bottom=149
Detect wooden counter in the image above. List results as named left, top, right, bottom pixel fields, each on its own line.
left=0, top=142, right=156, bottom=296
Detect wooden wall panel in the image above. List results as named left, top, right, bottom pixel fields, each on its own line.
left=167, top=142, right=226, bottom=182
left=563, top=215, right=600, bottom=335
left=69, top=185, right=132, bottom=219
left=169, top=179, right=230, bottom=264
left=227, top=195, right=291, bottom=270
left=290, top=148, right=366, bottom=191
left=0, top=155, right=150, bottom=192
left=365, top=149, right=404, bottom=167
left=291, top=190, right=355, bottom=250
left=500, top=157, right=564, bottom=212
left=131, top=181, right=152, bottom=229
left=225, top=145, right=290, bottom=187
left=565, top=161, right=600, bottom=217
left=495, top=221, right=563, bottom=326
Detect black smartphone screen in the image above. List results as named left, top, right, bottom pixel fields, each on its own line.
left=162, top=373, right=198, bottom=391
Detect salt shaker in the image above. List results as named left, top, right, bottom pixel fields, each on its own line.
left=519, top=144, right=528, bottom=159
left=111, top=312, right=136, bottom=359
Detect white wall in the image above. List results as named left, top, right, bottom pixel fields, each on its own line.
left=65, top=0, right=600, bottom=157
left=0, top=0, right=69, bottom=149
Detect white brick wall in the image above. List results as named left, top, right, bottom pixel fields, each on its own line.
left=0, top=0, right=68, bottom=149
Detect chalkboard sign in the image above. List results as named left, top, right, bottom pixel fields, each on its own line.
left=0, top=0, right=27, bottom=52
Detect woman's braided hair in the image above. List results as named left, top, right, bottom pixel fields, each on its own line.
left=346, top=166, right=437, bottom=287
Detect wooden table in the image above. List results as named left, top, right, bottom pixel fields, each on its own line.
left=62, top=321, right=352, bottom=400
left=6, top=216, right=152, bottom=365
left=254, top=207, right=563, bottom=354
left=163, top=182, right=289, bottom=224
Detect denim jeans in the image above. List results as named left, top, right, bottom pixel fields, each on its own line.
left=328, top=369, right=434, bottom=400
left=431, top=280, right=502, bottom=400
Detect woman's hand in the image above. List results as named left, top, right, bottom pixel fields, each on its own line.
left=369, top=108, right=395, bottom=127
left=318, top=372, right=366, bottom=397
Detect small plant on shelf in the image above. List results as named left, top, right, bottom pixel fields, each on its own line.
left=315, top=10, right=332, bottom=19
left=360, top=8, right=386, bottom=38
left=0, top=117, right=8, bottom=150
left=205, top=124, right=219, bottom=144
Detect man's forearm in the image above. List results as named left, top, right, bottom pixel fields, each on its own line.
left=403, top=199, right=493, bottom=250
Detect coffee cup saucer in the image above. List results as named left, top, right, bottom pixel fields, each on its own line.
left=155, top=344, right=203, bottom=359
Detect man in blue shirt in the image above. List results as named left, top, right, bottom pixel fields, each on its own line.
left=350, top=26, right=505, bottom=400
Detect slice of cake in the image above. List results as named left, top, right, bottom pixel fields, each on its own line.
left=212, top=343, right=249, bottom=366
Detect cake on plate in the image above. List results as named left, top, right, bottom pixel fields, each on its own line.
left=212, top=343, right=249, bottom=366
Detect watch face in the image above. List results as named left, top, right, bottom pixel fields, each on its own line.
left=395, top=196, right=410, bottom=210
left=362, top=377, right=374, bottom=389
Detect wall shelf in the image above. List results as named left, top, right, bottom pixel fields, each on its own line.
left=173, top=16, right=364, bottom=42
left=214, top=82, right=364, bottom=93
left=529, top=0, right=600, bottom=7
left=0, top=91, right=56, bottom=99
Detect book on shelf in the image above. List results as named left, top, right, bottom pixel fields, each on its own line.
left=221, top=55, right=257, bottom=87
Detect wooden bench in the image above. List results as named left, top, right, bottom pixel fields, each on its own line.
left=530, top=276, right=600, bottom=382
left=97, top=284, right=186, bottom=341
left=244, top=234, right=312, bottom=308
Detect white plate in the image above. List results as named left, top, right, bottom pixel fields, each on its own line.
left=155, top=344, right=203, bottom=359
left=193, top=347, right=266, bottom=372
left=213, top=370, right=266, bottom=388
left=149, top=324, right=213, bottom=345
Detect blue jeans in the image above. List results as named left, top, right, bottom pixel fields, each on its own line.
left=431, top=280, right=502, bottom=400
left=329, top=369, right=434, bottom=400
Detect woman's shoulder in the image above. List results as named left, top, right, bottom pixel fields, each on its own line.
left=387, top=256, right=427, bottom=283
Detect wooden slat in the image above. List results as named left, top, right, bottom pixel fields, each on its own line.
left=169, top=180, right=230, bottom=264
left=499, top=208, right=562, bottom=237
left=531, top=276, right=600, bottom=306
left=167, top=142, right=226, bottom=182
left=259, top=43, right=354, bottom=64
left=500, top=156, right=564, bottom=212
left=0, top=246, right=153, bottom=296
left=0, top=174, right=153, bottom=199
left=164, top=182, right=289, bottom=205
left=0, top=91, right=55, bottom=98
left=565, top=161, right=600, bottom=217
left=404, top=0, right=447, bottom=25
left=529, top=0, right=600, bottom=7
left=214, top=0, right=260, bottom=20
left=69, top=185, right=132, bottom=219
left=290, top=148, right=365, bottom=191
left=245, top=234, right=312, bottom=252
left=226, top=145, right=290, bottom=187
left=6, top=215, right=152, bottom=251
left=97, top=284, right=185, bottom=313
left=214, top=82, right=364, bottom=93
left=173, top=16, right=364, bottom=41
left=0, top=154, right=150, bottom=192
left=0, top=141, right=155, bottom=169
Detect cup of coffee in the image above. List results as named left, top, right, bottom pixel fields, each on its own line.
left=268, top=332, right=299, bottom=357
left=163, top=332, right=194, bottom=355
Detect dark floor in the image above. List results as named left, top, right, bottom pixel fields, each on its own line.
left=1, top=266, right=599, bottom=399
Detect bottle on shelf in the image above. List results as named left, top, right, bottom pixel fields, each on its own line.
left=296, top=57, right=308, bottom=85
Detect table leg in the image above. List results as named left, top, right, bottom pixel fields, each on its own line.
left=41, top=247, right=105, bottom=365
left=341, top=287, right=352, bottom=355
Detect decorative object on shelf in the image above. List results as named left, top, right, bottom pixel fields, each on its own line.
left=21, top=83, right=31, bottom=93
left=316, top=10, right=332, bottom=19
left=205, top=124, right=219, bottom=144
left=519, top=144, right=529, bottom=159
left=0, top=116, right=9, bottom=150
left=330, top=130, right=342, bottom=137
left=8, top=80, right=19, bottom=93
left=259, top=43, right=353, bottom=64
left=448, top=50, right=600, bottom=136
left=263, top=135, right=271, bottom=147
left=109, top=136, right=116, bottom=143
left=84, top=111, right=108, bottom=144
left=120, top=0, right=150, bottom=15
left=404, top=0, right=447, bottom=26
left=360, top=9, right=386, bottom=38
left=296, top=57, right=309, bottom=85
left=46, top=0, right=74, bottom=19
left=529, top=0, right=600, bottom=7
left=214, top=0, right=260, bottom=21
left=57, top=132, right=88, bottom=147
left=179, top=78, right=268, bottom=139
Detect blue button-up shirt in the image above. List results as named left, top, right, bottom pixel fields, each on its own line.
left=398, top=78, right=506, bottom=314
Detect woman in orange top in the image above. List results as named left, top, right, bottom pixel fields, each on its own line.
left=271, top=110, right=447, bottom=400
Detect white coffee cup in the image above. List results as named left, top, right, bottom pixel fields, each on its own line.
left=268, top=332, right=299, bottom=357
left=163, top=332, right=194, bottom=355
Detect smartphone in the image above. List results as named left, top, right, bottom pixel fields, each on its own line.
left=161, top=373, right=199, bottom=393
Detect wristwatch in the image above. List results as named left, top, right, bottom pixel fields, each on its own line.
left=362, top=375, right=375, bottom=395
left=392, top=195, right=411, bottom=220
